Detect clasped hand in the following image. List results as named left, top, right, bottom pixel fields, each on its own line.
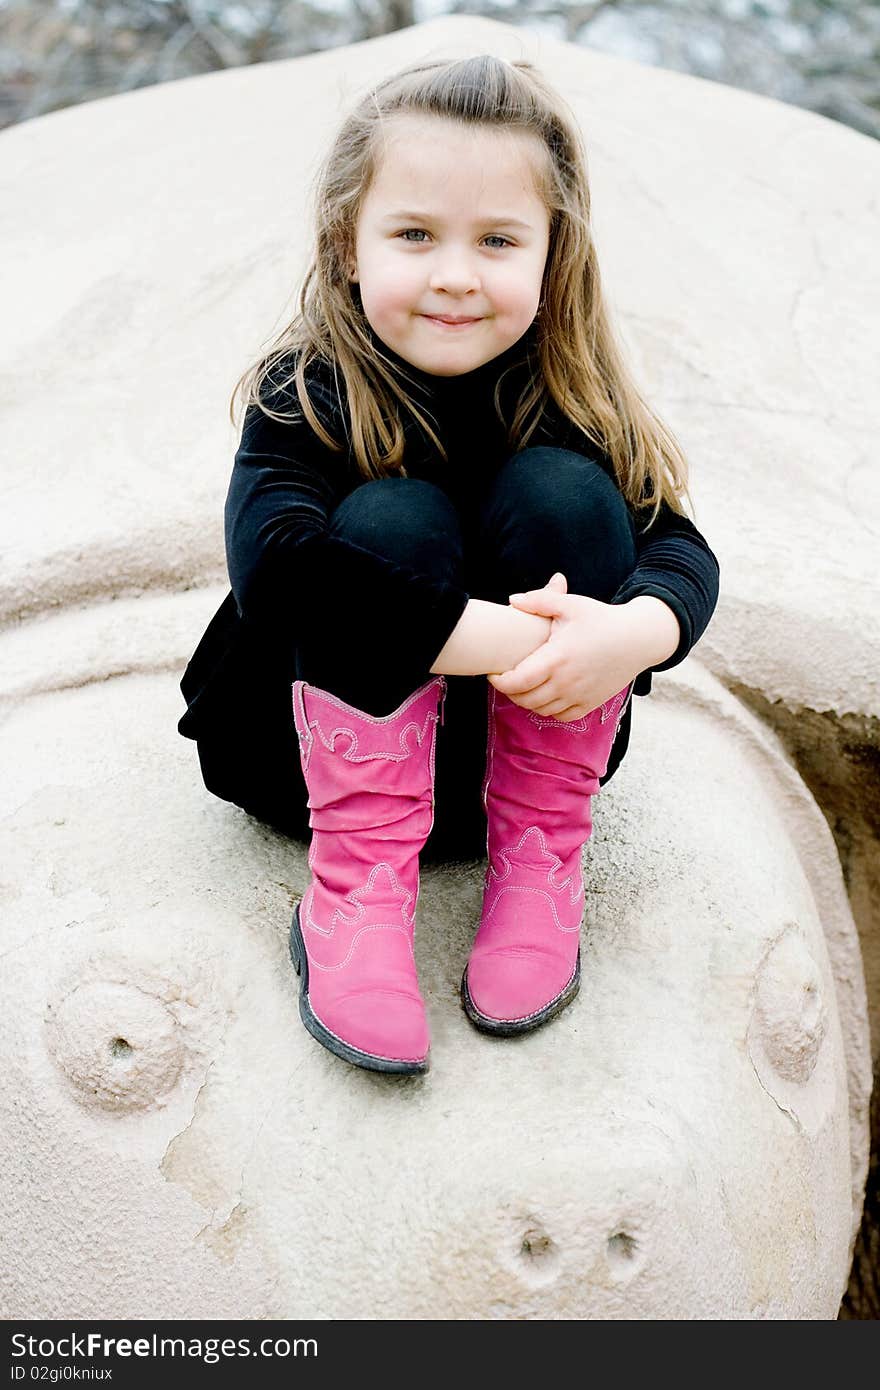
left=487, top=572, right=637, bottom=722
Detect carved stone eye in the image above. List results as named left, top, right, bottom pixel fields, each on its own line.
left=753, top=930, right=827, bottom=1085
left=45, top=980, right=185, bottom=1111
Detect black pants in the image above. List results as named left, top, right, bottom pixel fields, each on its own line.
left=184, top=448, right=639, bottom=863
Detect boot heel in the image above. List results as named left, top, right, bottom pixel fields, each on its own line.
left=289, top=903, right=304, bottom=977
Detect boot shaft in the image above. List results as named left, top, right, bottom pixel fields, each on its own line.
left=461, top=679, right=635, bottom=1034
left=482, top=681, right=635, bottom=866
left=291, top=674, right=447, bottom=961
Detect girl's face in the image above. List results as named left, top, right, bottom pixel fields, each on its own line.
left=348, top=115, right=551, bottom=378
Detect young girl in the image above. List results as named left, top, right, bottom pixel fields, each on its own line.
left=178, top=53, right=720, bottom=1077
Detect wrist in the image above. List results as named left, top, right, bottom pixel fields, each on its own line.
left=621, top=595, right=681, bottom=667
left=492, top=604, right=553, bottom=673
left=430, top=599, right=551, bottom=676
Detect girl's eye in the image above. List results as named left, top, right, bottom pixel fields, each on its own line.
left=398, top=229, right=512, bottom=248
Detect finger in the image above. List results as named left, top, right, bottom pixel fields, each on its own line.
left=549, top=704, right=585, bottom=723
left=500, top=672, right=558, bottom=702
left=492, top=664, right=553, bottom=697
left=530, top=691, right=574, bottom=718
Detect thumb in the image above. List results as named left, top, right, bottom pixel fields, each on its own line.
left=508, top=584, right=567, bottom=616
left=546, top=571, right=568, bottom=593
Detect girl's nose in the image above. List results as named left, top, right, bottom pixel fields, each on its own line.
left=428, top=260, right=481, bottom=295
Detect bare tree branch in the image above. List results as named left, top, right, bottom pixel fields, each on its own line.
left=0, top=2, right=878, bottom=138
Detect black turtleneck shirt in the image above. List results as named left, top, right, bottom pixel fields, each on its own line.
left=222, top=322, right=720, bottom=705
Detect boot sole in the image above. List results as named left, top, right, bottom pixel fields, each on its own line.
left=459, top=950, right=581, bottom=1037
left=289, top=902, right=430, bottom=1075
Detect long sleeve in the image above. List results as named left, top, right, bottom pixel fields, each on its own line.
left=224, top=363, right=471, bottom=675
left=609, top=497, right=721, bottom=694
left=536, top=401, right=720, bottom=693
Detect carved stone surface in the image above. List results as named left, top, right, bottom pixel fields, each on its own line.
left=0, top=646, right=869, bottom=1318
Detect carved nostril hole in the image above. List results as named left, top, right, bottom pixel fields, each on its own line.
left=109, top=1036, right=133, bottom=1059
left=607, top=1230, right=638, bottom=1262
left=520, top=1227, right=555, bottom=1262
left=510, top=1220, right=561, bottom=1287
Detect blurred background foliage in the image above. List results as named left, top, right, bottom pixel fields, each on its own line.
left=0, top=0, right=878, bottom=139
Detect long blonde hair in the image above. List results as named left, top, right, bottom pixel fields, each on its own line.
left=229, top=53, right=694, bottom=530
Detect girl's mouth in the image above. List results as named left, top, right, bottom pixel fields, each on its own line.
left=422, top=315, right=482, bottom=329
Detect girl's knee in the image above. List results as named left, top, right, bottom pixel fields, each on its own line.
left=488, top=447, right=632, bottom=533
left=328, top=476, right=465, bottom=573
left=476, top=447, right=638, bottom=593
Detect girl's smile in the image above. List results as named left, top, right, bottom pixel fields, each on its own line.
left=421, top=314, right=484, bottom=329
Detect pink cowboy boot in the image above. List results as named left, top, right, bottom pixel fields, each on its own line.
left=289, top=674, right=447, bottom=1073
left=461, top=677, right=635, bottom=1035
